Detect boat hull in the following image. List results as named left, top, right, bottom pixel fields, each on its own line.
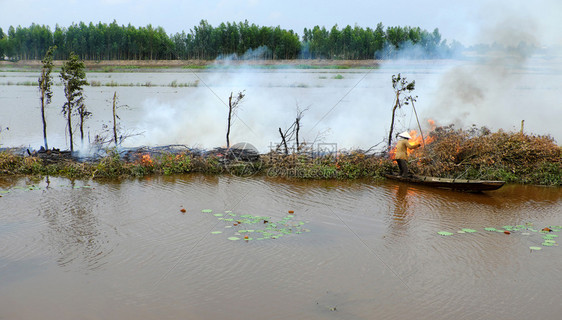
left=384, top=174, right=505, bottom=192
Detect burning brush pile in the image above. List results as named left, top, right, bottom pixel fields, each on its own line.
left=406, top=125, right=562, bottom=185
left=1, top=128, right=560, bottom=185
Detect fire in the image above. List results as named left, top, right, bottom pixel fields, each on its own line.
left=390, top=119, right=436, bottom=159
left=140, top=154, right=153, bottom=165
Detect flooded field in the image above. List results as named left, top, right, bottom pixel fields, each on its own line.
left=1, top=58, right=561, bottom=152
left=1, top=175, right=561, bottom=319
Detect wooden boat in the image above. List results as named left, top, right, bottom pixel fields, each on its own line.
left=384, top=173, right=505, bottom=192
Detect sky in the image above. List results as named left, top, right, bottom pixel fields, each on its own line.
left=1, top=0, right=561, bottom=48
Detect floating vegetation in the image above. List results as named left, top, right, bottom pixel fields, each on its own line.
left=437, top=223, right=561, bottom=251
left=205, top=209, right=310, bottom=241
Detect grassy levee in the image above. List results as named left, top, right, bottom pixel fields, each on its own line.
left=1, top=128, right=561, bottom=185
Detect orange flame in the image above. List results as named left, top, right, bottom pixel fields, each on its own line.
left=390, top=119, right=436, bottom=159
left=140, top=154, right=153, bottom=165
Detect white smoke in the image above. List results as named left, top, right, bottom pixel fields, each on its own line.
left=422, top=10, right=562, bottom=143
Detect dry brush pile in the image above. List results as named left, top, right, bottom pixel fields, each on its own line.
left=409, top=126, right=562, bottom=185
left=1, top=127, right=561, bottom=185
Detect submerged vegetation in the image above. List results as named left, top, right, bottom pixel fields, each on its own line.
left=1, top=128, right=560, bottom=185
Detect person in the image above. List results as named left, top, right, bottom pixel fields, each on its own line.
left=394, top=131, right=421, bottom=177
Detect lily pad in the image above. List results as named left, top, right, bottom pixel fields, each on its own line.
left=228, top=236, right=241, bottom=241
left=214, top=213, right=224, bottom=217
left=438, top=231, right=454, bottom=236
left=211, top=231, right=223, bottom=234
left=202, top=209, right=213, bottom=213
left=530, top=246, right=542, bottom=251
left=461, top=228, right=477, bottom=233
left=484, top=227, right=497, bottom=232
left=542, top=242, right=555, bottom=247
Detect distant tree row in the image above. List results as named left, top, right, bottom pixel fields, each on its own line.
left=0, top=20, right=456, bottom=61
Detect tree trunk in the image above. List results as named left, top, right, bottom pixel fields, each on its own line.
left=226, top=93, right=233, bottom=148
left=80, top=113, right=85, bottom=148
left=113, top=92, right=118, bottom=145
left=279, top=127, right=288, bottom=155
left=40, top=77, right=48, bottom=150
left=67, top=98, right=74, bottom=152
left=387, top=93, right=400, bottom=151
left=295, top=117, right=300, bottom=151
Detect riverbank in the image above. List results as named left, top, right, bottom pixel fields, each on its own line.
left=1, top=129, right=561, bottom=185
left=0, top=59, right=386, bottom=71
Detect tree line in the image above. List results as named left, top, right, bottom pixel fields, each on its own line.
left=0, top=20, right=456, bottom=61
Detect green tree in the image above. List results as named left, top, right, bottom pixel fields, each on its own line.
left=38, top=45, right=56, bottom=150
left=60, top=52, right=88, bottom=152
left=0, top=28, right=5, bottom=59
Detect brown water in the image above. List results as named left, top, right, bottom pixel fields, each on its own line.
left=1, top=175, right=561, bottom=319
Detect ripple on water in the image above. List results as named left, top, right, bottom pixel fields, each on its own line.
left=1, top=175, right=561, bottom=319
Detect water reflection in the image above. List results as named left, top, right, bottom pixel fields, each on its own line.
left=0, top=175, right=561, bottom=320
left=40, top=179, right=114, bottom=270
left=391, top=184, right=412, bottom=223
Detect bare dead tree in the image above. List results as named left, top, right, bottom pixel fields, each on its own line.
left=226, top=91, right=245, bottom=149
left=278, top=127, right=289, bottom=155
left=276, top=104, right=309, bottom=154
left=388, top=73, right=415, bottom=150
left=294, top=105, right=308, bottom=150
